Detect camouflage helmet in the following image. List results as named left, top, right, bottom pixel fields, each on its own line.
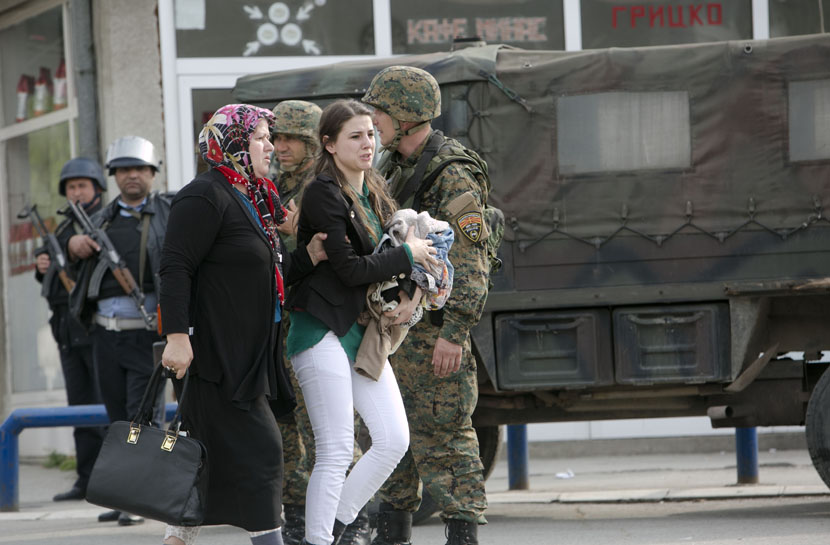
left=271, top=100, right=322, bottom=143
left=362, top=65, right=442, bottom=123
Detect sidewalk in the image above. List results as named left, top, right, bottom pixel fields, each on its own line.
left=484, top=447, right=829, bottom=504
left=0, top=447, right=827, bottom=544
left=6, top=447, right=828, bottom=515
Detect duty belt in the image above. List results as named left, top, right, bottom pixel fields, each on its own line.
left=93, top=313, right=153, bottom=332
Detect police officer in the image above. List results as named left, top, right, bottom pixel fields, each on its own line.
left=67, top=136, right=172, bottom=527
left=363, top=66, right=489, bottom=545
left=34, top=157, right=106, bottom=503
left=271, top=100, right=371, bottom=545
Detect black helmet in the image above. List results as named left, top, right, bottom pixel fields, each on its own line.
left=105, top=136, right=161, bottom=175
left=59, top=157, right=106, bottom=196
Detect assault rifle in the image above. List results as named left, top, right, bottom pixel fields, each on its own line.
left=17, top=203, right=75, bottom=293
left=65, top=199, right=156, bottom=330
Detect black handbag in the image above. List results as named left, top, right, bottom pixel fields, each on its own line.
left=86, top=363, right=209, bottom=526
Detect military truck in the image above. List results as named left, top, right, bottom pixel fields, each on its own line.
left=234, top=34, right=830, bottom=504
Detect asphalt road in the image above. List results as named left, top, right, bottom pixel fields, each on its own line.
left=3, top=448, right=828, bottom=544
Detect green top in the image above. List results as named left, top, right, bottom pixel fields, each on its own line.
left=286, top=181, right=412, bottom=360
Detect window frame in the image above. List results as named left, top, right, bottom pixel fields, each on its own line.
left=0, top=0, right=78, bottom=397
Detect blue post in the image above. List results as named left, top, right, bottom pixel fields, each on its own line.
left=735, top=426, right=759, bottom=484
left=0, top=403, right=178, bottom=511
left=507, top=424, right=529, bottom=490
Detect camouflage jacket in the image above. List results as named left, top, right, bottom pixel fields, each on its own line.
left=383, top=132, right=489, bottom=345
left=276, top=165, right=314, bottom=252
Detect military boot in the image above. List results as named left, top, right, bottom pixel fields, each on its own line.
left=370, top=507, right=412, bottom=545
left=339, top=505, right=371, bottom=545
left=444, top=519, right=478, bottom=545
left=282, top=503, right=306, bottom=545
left=332, top=519, right=347, bottom=545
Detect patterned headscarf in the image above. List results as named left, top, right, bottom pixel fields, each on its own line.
left=199, top=103, right=288, bottom=302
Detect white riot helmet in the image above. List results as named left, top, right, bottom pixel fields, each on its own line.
left=105, top=136, right=161, bottom=175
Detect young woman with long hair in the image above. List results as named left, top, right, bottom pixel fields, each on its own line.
left=285, top=99, right=437, bottom=545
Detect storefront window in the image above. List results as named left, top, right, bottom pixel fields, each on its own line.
left=770, top=0, right=830, bottom=38
left=5, top=122, right=72, bottom=393
left=1, top=3, right=76, bottom=394
left=581, top=0, right=752, bottom=49
left=174, top=0, right=374, bottom=57
left=557, top=91, right=691, bottom=175
left=789, top=79, right=830, bottom=162
left=391, top=0, right=564, bottom=54
left=0, top=6, right=66, bottom=126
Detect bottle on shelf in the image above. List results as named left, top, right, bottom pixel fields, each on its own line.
left=16, top=74, right=33, bottom=123
left=33, top=67, right=53, bottom=116
left=53, top=59, right=67, bottom=110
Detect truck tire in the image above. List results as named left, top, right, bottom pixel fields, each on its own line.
left=806, top=367, right=830, bottom=489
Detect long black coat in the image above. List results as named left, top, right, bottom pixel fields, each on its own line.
left=158, top=168, right=314, bottom=530
left=160, top=168, right=312, bottom=407
left=286, top=174, right=412, bottom=336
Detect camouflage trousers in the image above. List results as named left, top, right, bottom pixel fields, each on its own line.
left=378, top=320, right=487, bottom=523
left=280, top=317, right=365, bottom=506
left=278, top=351, right=316, bottom=505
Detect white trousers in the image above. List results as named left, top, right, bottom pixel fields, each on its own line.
left=291, top=331, right=410, bottom=545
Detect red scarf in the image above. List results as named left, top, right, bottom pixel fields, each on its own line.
left=217, top=165, right=287, bottom=303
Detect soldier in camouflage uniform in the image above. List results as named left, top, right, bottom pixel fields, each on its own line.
left=272, top=100, right=371, bottom=545
left=362, top=66, right=489, bottom=545
left=271, top=99, right=320, bottom=545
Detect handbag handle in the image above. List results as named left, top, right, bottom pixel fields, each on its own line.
left=130, top=362, right=191, bottom=434
left=165, top=368, right=190, bottom=436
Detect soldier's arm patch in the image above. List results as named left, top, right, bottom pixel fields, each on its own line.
left=447, top=191, right=485, bottom=244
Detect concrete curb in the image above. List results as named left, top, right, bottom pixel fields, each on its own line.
left=487, top=485, right=829, bottom=504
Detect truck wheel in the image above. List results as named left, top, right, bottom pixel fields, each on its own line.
left=806, top=367, right=830, bottom=489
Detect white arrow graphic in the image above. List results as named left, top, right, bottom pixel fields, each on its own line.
left=302, top=39, right=320, bottom=55
left=297, top=4, right=314, bottom=20
left=243, top=5, right=263, bottom=19
left=244, top=40, right=261, bottom=56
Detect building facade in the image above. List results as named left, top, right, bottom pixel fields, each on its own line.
left=0, top=0, right=824, bottom=456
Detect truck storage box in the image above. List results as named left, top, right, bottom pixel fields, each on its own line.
left=613, top=303, right=730, bottom=385
left=495, top=310, right=613, bottom=390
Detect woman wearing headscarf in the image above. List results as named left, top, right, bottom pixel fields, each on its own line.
left=158, top=103, right=327, bottom=545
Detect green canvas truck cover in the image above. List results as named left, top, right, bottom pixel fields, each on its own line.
left=235, top=35, right=830, bottom=293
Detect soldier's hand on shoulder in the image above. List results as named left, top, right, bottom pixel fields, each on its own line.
left=67, top=234, right=100, bottom=260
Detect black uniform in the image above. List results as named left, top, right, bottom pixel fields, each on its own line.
left=35, top=201, right=104, bottom=495
left=70, top=193, right=171, bottom=427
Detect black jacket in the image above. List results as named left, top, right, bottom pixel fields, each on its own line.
left=35, top=201, right=101, bottom=348
left=286, top=174, right=412, bottom=336
left=160, top=168, right=314, bottom=409
left=68, top=190, right=172, bottom=327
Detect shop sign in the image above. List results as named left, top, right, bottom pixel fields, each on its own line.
left=582, top=0, right=752, bottom=49
left=392, top=0, right=564, bottom=54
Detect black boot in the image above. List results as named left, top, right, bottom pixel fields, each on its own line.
left=444, top=519, right=478, bottom=545
left=339, top=505, right=371, bottom=545
left=332, top=519, right=347, bottom=545
left=282, top=503, right=306, bottom=545
left=370, top=506, right=412, bottom=545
